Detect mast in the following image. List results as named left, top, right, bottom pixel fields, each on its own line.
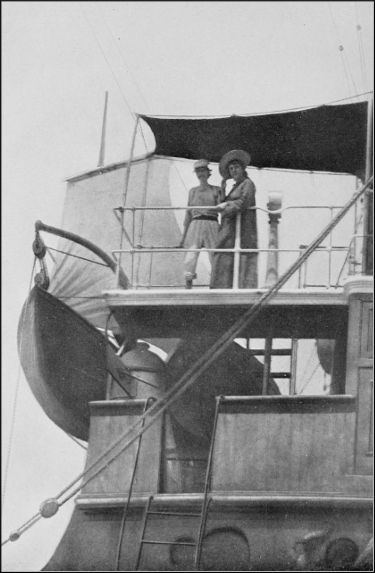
left=97, top=91, right=109, bottom=167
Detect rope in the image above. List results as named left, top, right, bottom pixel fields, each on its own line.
left=46, top=248, right=56, bottom=264
left=2, top=513, right=42, bottom=547
left=88, top=9, right=152, bottom=157
left=96, top=4, right=149, bottom=113
left=297, top=344, right=317, bottom=390
left=354, top=2, right=368, bottom=92
left=299, top=362, right=321, bottom=395
left=77, top=3, right=135, bottom=120
left=47, top=247, right=110, bottom=268
left=3, top=176, right=372, bottom=545
left=2, top=257, right=37, bottom=511
left=66, top=434, right=88, bottom=451
left=327, top=1, right=358, bottom=97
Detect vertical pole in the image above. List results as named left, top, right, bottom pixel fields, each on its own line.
left=265, top=192, right=282, bottom=287
left=349, top=179, right=360, bottom=275
left=362, top=97, right=373, bottom=275
left=97, top=91, right=109, bottom=167
left=289, top=339, right=298, bottom=395
left=117, top=115, right=140, bottom=286
left=131, top=209, right=136, bottom=287
left=232, top=214, right=241, bottom=288
left=327, top=207, right=333, bottom=288
left=262, top=329, right=273, bottom=395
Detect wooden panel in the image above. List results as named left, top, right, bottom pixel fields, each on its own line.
left=360, top=302, right=373, bottom=358
left=345, top=294, right=373, bottom=475
left=212, top=397, right=355, bottom=493
left=355, top=367, right=373, bottom=475
left=82, top=399, right=162, bottom=495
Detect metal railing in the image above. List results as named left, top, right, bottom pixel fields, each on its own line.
left=112, top=202, right=364, bottom=290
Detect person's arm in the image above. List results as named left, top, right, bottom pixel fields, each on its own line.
left=221, top=179, right=255, bottom=217
left=220, top=178, right=227, bottom=202
left=212, top=180, right=228, bottom=211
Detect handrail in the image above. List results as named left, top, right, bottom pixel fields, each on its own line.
left=112, top=199, right=365, bottom=289
left=112, top=245, right=355, bottom=289
left=114, top=204, right=345, bottom=213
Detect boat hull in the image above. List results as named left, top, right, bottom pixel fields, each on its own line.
left=18, top=286, right=110, bottom=440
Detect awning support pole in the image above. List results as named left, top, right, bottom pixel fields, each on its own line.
left=117, top=115, right=140, bottom=287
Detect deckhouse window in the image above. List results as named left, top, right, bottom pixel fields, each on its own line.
left=235, top=336, right=346, bottom=396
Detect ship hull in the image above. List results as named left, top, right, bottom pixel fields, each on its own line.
left=43, top=494, right=372, bottom=571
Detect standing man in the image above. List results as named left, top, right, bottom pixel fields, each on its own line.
left=180, top=159, right=223, bottom=289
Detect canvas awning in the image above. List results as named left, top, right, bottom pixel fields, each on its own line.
left=140, top=101, right=368, bottom=176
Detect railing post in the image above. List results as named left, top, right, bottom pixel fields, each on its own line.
left=362, top=97, right=373, bottom=275
left=327, top=207, right=334, bottom=288
left=232, top=213, right=241, bottom=289
left=265, top=192, right=282, bottom=287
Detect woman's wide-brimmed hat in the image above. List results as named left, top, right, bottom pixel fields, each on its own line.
left=219, top=149, right=251, bottom=178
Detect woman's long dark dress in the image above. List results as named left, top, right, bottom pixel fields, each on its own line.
left=210, top=177, right=258, bottom=288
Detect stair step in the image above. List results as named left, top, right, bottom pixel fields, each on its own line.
left=141, top=540, right=196, bottom=546
left=251, top=348, right=292, bottom=356
left=147, top=511, right=201, bottom=517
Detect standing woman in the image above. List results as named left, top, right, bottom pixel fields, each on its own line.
left=210, top=150, right=258, bottom=289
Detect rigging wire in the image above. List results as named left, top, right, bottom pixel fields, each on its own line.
left=46, top=247, right=56, bottom=264
left=47, top=246, right=111, bottom=267
left=327, top=1, right=358, bottom=97
left=354, top=2, right=368, bottom=92
left=78, top=2, right=135, bottom=121
left=92, top=4, right=188, bottom=192
left=2, top=257, right=37, bottom=513
left=78, top=2, right=154, bottom=162
left=2, top=512, right=43, bottom=547
left=66, top=434, right=88, bottom=451
left=298, top=362, right=321, bottom=395
left=296, top=343, right=316, bottom=391
left=96, top=4, right=149, bottom=112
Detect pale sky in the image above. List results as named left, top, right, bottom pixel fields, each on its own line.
left=2, top=2, right=373, bottom=571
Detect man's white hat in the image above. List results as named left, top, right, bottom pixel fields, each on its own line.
left=194, top=159, right=210, bottom=171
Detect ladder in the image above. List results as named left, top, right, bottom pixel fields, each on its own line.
left=249, top=335, right=298, bottom=395
left=134, top=396, right=222, bottom=571
left=114, top=398, right=154, bottom=571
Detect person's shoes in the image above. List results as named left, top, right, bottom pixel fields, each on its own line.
left=185, top=277, right=193, bottom=289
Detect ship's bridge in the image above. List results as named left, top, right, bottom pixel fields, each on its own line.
left=103, top=187, right=372, bottom=398
left=104, top=195, right=367, bottom=337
